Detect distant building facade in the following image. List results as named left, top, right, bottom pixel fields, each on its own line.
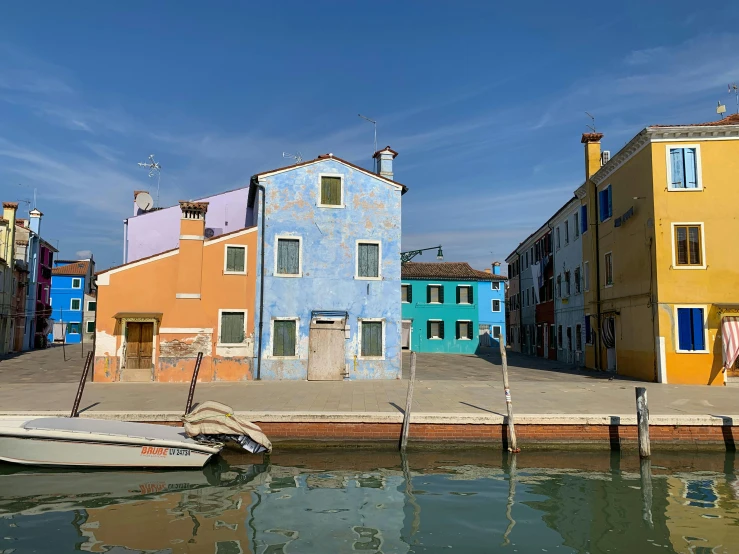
left=477, top=262, right=507, bottom=348
left=0, top=202, right=18, bottom=355
left=49, top=259, right=95, bottom=345
left=505, top=253, right=521, bottom=352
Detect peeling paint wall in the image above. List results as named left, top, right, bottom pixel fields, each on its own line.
left=254, top=159, right=403, bottom=380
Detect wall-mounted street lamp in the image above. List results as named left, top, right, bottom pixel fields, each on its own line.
left=400, top=245, right=444, bottom=264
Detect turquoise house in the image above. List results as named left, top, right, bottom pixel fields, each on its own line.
left=401, top=262, right=501, bottom=354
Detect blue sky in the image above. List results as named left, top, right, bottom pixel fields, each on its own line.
left=2, top=2, right=739, bottom=270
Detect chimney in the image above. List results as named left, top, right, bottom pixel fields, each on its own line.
left=484, top=268, right=491, bottom=274
left=372, top=146, right=398, bottom=180
left=29, top=208, right=42, bottom=236
left=175, top=201, right=208, bottom=300
left=581, top=133, right=604, bottom=180
left=492, top=262, right=501, bottom=275
left=2, top=202, right=18, bottom=263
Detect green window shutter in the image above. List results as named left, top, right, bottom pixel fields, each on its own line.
left=455, top=322, right=461, bottom=340
left=468, top=286, right=473, bottom=304
left=467, top=322, right=473, bottom=340
left=439, top=286, right=444, bottom=304
left=456, top=287, right=461, bottom=304
left=427, top=286, right=432, bottom=303
left=227, top=247, right=245, bottom=272
left=321, top=176, right=342, bottom=205
left=427, top=320, right=432, bottom=339
left=221, top=312, right=245, bottom=343
left=277, top=239, right=300, bottom=274
left=88, top=301, right=96, bottom=311
left=362, top=322, right=382, bottom=356
left=273, top=320, right=296, bottom=356
left=439, top=320, right=445, bottom=339
left=407, top=284, right=412, bottom=303
left=358, top=243, right=379, bottom=277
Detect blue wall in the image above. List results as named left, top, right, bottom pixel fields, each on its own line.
left=478, top=280, right=506, bottom=348
left=251, top=159, right=403, bottom=380
left=401, top=279, right=479, bottom=354
left=49, top=274, right=86, bottom=344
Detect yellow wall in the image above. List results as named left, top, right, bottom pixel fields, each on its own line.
left=94, top=228, right=258, bottom=382
left=651, top=139, right=739, bottom=385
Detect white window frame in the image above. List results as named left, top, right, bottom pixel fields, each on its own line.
left=270, top=316, right=300, bottom=359
left=224, top=244, right=247, bottom=275
left=492, top=299, right=501, bottom=312
left=428, top=284, right=443, bottom=304
left=401, top=283, right=411, bottom=304
left=456, top=319, right=473, bottom=341
left=665, top=144, right=703, bottom=192
left=86, top=320, right=95, bottom=333
left=355, top=239, right=382, bottom=280
left=317, top=172, right=345, bottom=208
left=274, top=235, right=303, bottom=278
left=71, top=278, right=82, bottom=289
left=671, top=222, right=706, bottom=270
left=491, top=281, right=500, bottom=290
left=358, top=318, right=385, bottom=359
left=493, top=325, right=502, bottom=339
left=583, top=261, right=590, bottom=292
left=673, top=304, right=709, bottom=354
left=70, top=298, right=81, bottom=311
left=604, top=251, right=613, bottom=288
left=217, top=308, right=248, bottom=346
left=86, top=300, right=96, bottom=311
left=428, top=319, right=443, bottom=340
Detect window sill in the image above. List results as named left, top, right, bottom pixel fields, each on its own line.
left=457, top=302, right=472, bottom=305
left=675, top=349, right=710, bottom=354
left=673, top=265, right=706, bottom=270
left=667, top=187, right=703, bottom=192
left=604, top=284, right=613, bottom=288
left=317, top=203, right=345, bottom=209
left=428, top=337, right=443, bottom=340
left=457, top=338, right=472, bottom=341
left=223, top=270, right=247, bottom=276
left=355, top=276, right=382, bottom=281
left=358, top=355, right=385, bottom=361
left=271, top=355, right=299, bottom=360
left=216, top=342, right=248, bottom=348
left=275, top=273, right=302, bottom=278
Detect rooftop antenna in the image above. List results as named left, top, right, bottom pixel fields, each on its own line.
left=137, top=154, right=162, bottom=208
left=17, top=183, right=37, bottom=210
left=717, top=100, right=727, bottom=120
left=358, top=114, right=378, bottom=172
left=282, top=151, right=303, bottom=164
left=585, top=112, right=597, bottom=133
left=729, top=83, right=739, bottom=114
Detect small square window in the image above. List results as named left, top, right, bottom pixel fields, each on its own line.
left=668, top=147, right=699, bottom=190
left=492, top=299, right=501, bottom=312
left=676, top=307, right=706, bottom=352
left=276, top=238, right=301, bottom=276
left=457, top=286, right=473, bottom=304
left=427, top=285, right=443, bottom=304
left=86, top=321, right=95, bottom=333
left=273, top=319, right=297, bottom=357
left=491, top=281, right=500, bottom=290
left=357, top=242, right=380, bottom=278
left=67, top=322, right=80, bottom=335
left=401, top=284, right=412, bottom=303
left=456, top=321, right=472, bottom=340
left=225, top=245, right=246, bottom=274
left=220, top=311, right=245, bottom=344
left=674, top=225, right=703, bottom=267
left=361, top=321, right=383, bottom=357
left=320, top=175, right=343, bottom=206
left=72, top=278, right=81, bottom=289
left=87, top=301, right=97, bottom=312
left=428, top=320, right=444, bottom=339
left=493, top=325, right=502, bottom=339
left=70, top=298, right=81, bottom=311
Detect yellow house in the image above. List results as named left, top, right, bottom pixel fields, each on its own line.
left=578, top=113, right=739, bottom=385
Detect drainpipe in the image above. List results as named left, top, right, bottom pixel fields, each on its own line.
left=251, top=177, right=267, bottom=381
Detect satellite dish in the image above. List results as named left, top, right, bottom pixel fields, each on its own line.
left=135, top=191, right=154, bottom=211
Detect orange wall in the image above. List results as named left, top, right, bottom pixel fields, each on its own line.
left=94, top=228, right=257, bottom=382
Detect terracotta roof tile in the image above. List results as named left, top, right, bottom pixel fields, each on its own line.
left=402, top=262, right=506, bottom=282
left=652, top=113, right=739, bottom=127
left=52, top=261, right=90, bottom=276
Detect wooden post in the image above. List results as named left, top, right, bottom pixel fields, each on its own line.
left=400, top=351, right=417, bottom=451
left=636, top=387, right=651, bottom=458
left=70, top=351, right=94, bottom=417
left=184, top=352, right=204, bottom=415
left=500, top=340, right=519, bottom=452
left=640, top=457, right=654, bottom=528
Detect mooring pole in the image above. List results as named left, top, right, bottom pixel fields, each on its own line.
left=70, top=351, right=94, bottom=418
left=185, top=352, right=204, bottom=415
left=636, top=387, right=651, bottom=458
left=640, top=457, right=654, bottom=527
left=400, top=351, right=417, bottom=451
left=499, top=340, right=519, bottom=452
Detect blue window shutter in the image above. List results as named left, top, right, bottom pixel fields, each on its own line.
left=670, top=148, right=685, bottom=188
left=691, top=308, right=705, bottom=350
left=684, top=148, right=698, bottom=188
left=598, top=191, right=605, bottom=221
left=607, top=186, right=612, bottom=219
left=677, top=308, right=693, bottom=350
left=581, top=205, right=588, bottom=234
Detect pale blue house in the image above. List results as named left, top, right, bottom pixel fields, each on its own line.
left=477, top=262, right=507, bottom=348
left=247, top=148, right=407, bottom=380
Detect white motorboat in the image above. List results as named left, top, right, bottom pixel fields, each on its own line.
left=0, top=417, right=221, bottom=469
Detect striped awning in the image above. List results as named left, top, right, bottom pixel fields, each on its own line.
left=722, top=317, right=739, bottom=370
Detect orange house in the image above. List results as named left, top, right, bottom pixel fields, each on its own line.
left=94, top=201, right=257, bottom=382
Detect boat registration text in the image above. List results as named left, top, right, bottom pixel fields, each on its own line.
left=140, top=446, right=191, bottom=457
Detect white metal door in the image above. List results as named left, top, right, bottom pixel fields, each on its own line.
left=307, top=319, right=345, bottom=381
left=402, top=320, right=411, bottom=349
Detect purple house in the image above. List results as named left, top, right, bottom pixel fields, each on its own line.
left=124, top=188, right=251, bottom=263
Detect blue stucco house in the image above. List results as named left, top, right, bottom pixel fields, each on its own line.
left=477, top=262, right=507, bottom=348
left=49, top=259, right=95, bottom=345
left=401, top=262, right=503, bottom=354
left=247, top=147, right=406, bottom=380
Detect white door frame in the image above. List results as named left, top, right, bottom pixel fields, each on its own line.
left=402, top=319, right=412, bottom=350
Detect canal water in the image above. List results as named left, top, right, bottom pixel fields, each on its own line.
left=1, top=449, right=738, bottom=553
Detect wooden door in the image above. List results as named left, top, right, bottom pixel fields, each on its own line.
left=126, top=322, right=154, bottom=369
left=307, top=320, right=345, bottom=381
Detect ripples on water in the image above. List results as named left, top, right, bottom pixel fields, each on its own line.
left=0, top=450, right=738, bottom=553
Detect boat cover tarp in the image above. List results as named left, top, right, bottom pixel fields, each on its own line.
left=183, top=401, right=272, bottom=454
